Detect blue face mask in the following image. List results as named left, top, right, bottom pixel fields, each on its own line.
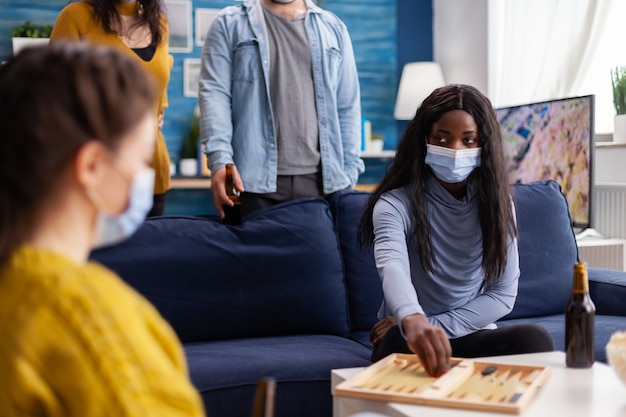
left=425, top=144, right=481, bottom=183
left=92, top=168, right=155, bottom=248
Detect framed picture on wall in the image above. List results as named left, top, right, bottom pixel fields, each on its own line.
left=164, top=0, right=192, bottom=53
left=183, top=58, right=201, bottom=97
left=195, top=8, right=220, bottom=46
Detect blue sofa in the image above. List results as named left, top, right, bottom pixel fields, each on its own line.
left=91, top=180, right=626, bottom=417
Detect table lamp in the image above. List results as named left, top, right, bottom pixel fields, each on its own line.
left=394, top=62, right=446, bottom=120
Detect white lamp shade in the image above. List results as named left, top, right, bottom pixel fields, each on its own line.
left=394, top=62, right=446, bottom=120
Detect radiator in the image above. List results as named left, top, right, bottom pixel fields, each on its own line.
left=577, top=239, right=626, bottom=271
left=594, top=183, right=626, bottom=239
left=577, top=183, right=626, bottom=271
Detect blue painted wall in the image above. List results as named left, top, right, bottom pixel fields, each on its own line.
left=0, top=0, right=432, bottom=214
left=0, top=0, right=432, bottom=154
left=395, top=0, right=433, bottom=141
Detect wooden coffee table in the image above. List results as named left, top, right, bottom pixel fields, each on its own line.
left=332, top=351, right=625, bottom=417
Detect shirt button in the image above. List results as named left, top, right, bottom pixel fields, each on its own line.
left=315, top=66, right=321, bottom=71
left=320, top=120, right=326, bottom=125
left=322, top=146, right=328, bottom=151
left=269, top=143, right=275, bottom=148
left=317, top=93, right=323, bottom=99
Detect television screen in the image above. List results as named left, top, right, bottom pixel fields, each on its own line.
left=495, top=95, right=594, bottom=229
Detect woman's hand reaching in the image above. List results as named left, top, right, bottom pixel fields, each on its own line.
left=401, top=314, right=451, bottom=377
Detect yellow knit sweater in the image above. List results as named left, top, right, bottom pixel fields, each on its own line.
left=50, top=0, right=173, bottom=195
left=0, top=246, right=205, bottom=417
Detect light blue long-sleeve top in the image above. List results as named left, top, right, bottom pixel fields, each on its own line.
left=198, top=0, right=364, bottom=194
left=373, top=174, right=520, bottom=339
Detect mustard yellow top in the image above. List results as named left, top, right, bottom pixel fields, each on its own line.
left=0, top=246, right=205, bottom=417
left=50, top=0, right=173, bottom=194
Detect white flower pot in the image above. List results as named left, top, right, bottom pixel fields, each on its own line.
left=11, top=37, right=49, bottom=56
left=614, top=114, right=626, bottom=143
left=179, top=158, right=198, bottom=177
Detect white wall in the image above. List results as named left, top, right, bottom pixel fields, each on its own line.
left=433, top=0, right=488, bottom=94
left=433, top=0, right=624, bottom=185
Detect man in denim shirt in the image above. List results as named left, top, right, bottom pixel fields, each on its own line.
left=199, top=0, right=364, bottom=219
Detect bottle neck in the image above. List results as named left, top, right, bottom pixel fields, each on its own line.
left=572, top=264, right=589, bottom=294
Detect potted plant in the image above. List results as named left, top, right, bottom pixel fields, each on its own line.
left=611, top=66, right=626, bottom=143
left=11, top=21, right=52, bottom=56
left=179, top=106, right=201, bottom=176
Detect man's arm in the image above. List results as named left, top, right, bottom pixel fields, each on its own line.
left=335, top=23, right=364, bottom=186
left=198, top=15, right=240, bottom=217
left=198, top=14, right=234, bottom=175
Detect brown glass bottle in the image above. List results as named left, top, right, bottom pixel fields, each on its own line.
left=222, top=163, right=242, bottom=225
left=565, top=263, right=596, bottom=368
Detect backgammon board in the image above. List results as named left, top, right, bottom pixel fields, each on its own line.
left=335, top=354, right=551, bottom=414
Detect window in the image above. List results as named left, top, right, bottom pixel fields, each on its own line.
left=488, top=0, right=626, bottom=134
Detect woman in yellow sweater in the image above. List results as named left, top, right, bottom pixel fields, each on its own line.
left=0, top=44, right=204, bottom=416
left=51, top=0, right=174, bottom=216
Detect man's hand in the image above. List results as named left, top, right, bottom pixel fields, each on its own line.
left=211, top=165, right=244, bottom=218
left=401, top=314, right=451, bottom=377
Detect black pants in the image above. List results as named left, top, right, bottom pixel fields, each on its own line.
left=371, top=324, right=555, bottom=362
left=147, top=192, right=168, bottom=218
left=239, top=172, right=324, bottom=218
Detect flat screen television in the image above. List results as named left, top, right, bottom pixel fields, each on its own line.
left=495, top=95, right=594, bottom=230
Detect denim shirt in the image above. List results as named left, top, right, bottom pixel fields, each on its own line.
left=199, top=0, right=364, bottom=194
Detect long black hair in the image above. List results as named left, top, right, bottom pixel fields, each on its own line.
left=358, top=84, right=516, bottom=285
left=86, top=0, right=166, bottom=47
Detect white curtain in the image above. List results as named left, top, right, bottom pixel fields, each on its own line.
left=488, top=0, right=614, bottom=108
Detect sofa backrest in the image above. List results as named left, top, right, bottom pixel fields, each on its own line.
left=91, top=198, right=350, bottom=343
left=504, top=180, right=578, bottom=319
left=329, top=180, right=579, bottom=327
left=328, top=190, right=382, bottom=332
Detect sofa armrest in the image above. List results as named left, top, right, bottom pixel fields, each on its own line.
left=588, top=267, right=626, bottom=316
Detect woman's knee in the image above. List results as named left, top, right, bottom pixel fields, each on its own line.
left=508, top=323, right=555, bottom=353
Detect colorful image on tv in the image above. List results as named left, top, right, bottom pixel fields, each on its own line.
left=495, top=95, right=594, bottom=228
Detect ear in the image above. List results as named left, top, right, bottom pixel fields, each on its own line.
left=74, top=141, right=108, bottom=190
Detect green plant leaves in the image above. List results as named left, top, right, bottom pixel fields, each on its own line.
left=611, top=66, right=626, bottom=115
left=11, top=21, right=52, bottom=38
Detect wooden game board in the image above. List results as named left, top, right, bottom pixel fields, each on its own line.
left=335, top=354, right=552, bottom=414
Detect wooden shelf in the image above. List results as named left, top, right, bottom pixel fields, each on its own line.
left=170, top=177, right=211, bottom=189
left=170, top=178, right=379, bottom=191
left=361, top=151, right=396, bottom=158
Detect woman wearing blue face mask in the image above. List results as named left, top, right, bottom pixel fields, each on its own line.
left=358, top=84, right=554, bottom=378
left=0, top=43, right=204, bottom=416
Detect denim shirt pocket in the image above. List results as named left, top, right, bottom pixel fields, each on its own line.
left=233, top=38, right=261, bottom=82
left=324, top=46, right=343, bottom=88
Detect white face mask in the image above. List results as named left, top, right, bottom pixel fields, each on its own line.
left=425, top=144, right=481, bottom=183
left=92, top=168, right=155, bottom=248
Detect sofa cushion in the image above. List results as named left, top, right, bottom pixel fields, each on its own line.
left=91, top=198, right=350, bottom=342
left=185, top=335, right=371, bottom=417
left=328, top=190, right=383, bottom=332
left=498, top=314, right=621, bottom=363
left=505, top=180, right=579, bottom=319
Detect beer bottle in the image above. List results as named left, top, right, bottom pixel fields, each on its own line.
left=222, top=163, right=242, bottom=225
left=251, top=377, right=276, bottom=417
left=565, top=262, right=596, bottom=368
